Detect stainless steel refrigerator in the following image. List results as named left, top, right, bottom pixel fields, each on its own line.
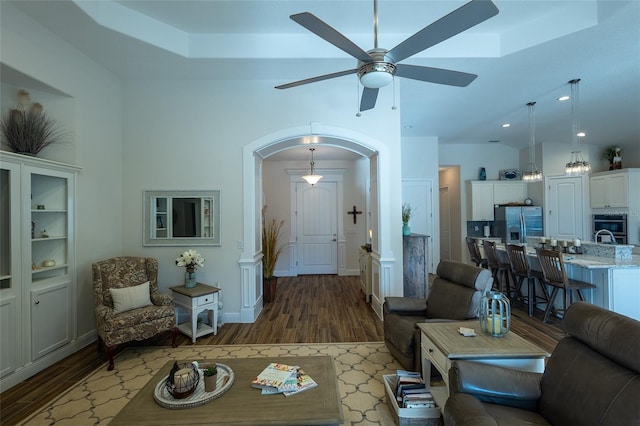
left=493, top=206, right=543, bottom=244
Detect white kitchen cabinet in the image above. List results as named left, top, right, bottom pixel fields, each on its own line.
left=589, top=169, right=640, bottom=209
left=590, top=172, right=628, bottom=208
left=467, top=181, right=529, bottom=221
left=0, top=152, right=80, bottom=390
left=467, top=181, right=495, bottom=221
left=493, top=182, right=528, bottom=205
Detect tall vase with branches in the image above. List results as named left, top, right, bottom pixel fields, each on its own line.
left=262, top=206, right=285, bottom=302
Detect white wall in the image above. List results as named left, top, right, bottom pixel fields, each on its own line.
left=1, top=2, right=124, bottom=340
left=120, top=78, right=403, bottom=320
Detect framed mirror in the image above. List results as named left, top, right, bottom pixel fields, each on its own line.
left=143, top=190, right=221, bottom=246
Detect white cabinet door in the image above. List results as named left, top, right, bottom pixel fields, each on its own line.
left=468, top=182, right=494, bottom=221
left=493, top=182, right=527, bottom=205
left=31, top=282, right=71, bottom=360
left=0, top=297, right=18, bottom=378
left=590, top=172, right=628, bottom=208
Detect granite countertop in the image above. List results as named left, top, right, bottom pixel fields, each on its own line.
left=495, top=244, right=640, bottom=269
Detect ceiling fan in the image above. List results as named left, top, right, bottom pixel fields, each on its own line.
left=276, top=0, right=499, bottom=112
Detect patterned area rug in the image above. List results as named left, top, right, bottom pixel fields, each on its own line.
left=22, top=342, right=406, bottom=425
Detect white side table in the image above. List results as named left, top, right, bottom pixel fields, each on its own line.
left=170, top=283, right=220, bottom=343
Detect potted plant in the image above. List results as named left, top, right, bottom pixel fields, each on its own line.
left=203, top=364, right=218, bottom=392
left=0, top=90, right=68, bottom=156
left=262, top=206, right=285, bottom=302
left=402, top=203, right=412, bottom=236
left=601, top=146, right=622, bottom=170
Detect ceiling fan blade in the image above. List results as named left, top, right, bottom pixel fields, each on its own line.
left=395, top=64, right=477, bottom=87
left=386, top=0, right=499, bottom=63
left=360, top=87, right=379, bottom=111
left=275, top=69, right=358, bottom=89
left=291, top=12, right=372, bottom=62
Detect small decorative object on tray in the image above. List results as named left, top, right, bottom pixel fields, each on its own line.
left=154, top=362, right=234, bottom=409
left=166, top=361, right=200, bottom=399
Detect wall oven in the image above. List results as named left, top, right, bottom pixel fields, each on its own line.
left=593, top=214, right=627, bottom=244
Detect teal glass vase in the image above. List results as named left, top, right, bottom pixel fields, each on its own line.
left=185, top=268, right=197, bottom=288
left=402, top=223, right=411, bottom=236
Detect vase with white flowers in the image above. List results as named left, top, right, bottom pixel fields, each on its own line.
left=176, top=249, right=205, bottom=288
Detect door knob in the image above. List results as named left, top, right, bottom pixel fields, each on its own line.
left=332, top=238, right=337, bottom=241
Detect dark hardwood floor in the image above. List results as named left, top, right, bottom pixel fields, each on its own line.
left=0, top=274, right=564, bottom=425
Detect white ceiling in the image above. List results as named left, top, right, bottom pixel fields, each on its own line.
left=6, top=0, right=640, bottom=161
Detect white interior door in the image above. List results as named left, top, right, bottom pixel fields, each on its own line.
left=296, top=182, right=338, bottom=274
left=545, top=176, right=584, bottom=240
left=439, top=186, right=451, bottom=261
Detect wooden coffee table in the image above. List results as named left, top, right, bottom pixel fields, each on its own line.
left=418, top=321, right=550, bottom=409
left=110, top=356, right=343, bottom=425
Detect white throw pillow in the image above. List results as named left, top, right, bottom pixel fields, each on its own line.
left=110, top=281, right=152, bottom=314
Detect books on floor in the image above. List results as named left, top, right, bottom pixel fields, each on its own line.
left=395, top=369, right=436, bottom=408
left=251, top=363, right=317, bottom=396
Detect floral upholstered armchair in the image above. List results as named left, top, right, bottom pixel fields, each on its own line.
left=92, top=256, right=177, bottom=370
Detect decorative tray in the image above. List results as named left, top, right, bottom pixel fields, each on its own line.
left=154, top=363, right=234, bottom=409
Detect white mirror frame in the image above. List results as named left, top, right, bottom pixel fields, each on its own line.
left=143, top=190, right=221, bottom=246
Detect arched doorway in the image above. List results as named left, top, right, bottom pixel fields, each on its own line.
left=238, top=123, right=401, bottom=322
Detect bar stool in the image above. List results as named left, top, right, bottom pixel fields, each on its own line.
left=505, top=244, right=548, bottom=317
left=465, top=237, right=488, bottom=269
left=482, top=240, right=512, bottom=295
left=535, top=248, right=596, bottom=323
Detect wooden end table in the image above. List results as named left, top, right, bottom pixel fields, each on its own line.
left=418, top=321, right=549, bottom=409
left=170, top=283, right=220, bottom=343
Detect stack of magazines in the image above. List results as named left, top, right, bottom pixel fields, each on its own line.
left=251, top=362, right=317, bottom=397
left=395, top=370, right=436, bottom=408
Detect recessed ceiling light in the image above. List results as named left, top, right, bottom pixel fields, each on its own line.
left=577, top=132, right=586, bottom=137
left=558, top=95, right=570, bottom=101
left=501, top=123, right=510, bottom=128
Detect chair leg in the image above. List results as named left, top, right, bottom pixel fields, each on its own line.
left=106, top=345, right=117, bottom=371
left=528, top=277, right=535, bottom=317
left=543, top=287, right=559, bottom=323
left=171, top=327, right=178, bottom=348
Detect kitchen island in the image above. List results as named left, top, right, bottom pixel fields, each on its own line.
left=496, top=243, right=640, bottom=321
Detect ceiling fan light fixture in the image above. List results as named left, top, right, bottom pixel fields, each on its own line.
left=358, top=62, right=396, bottom=88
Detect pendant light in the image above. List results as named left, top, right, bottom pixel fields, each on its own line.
left=302, top=148, right=323, bottom=185
left=522, top=101, right=543, bottom=182
left=565, top=78, right=590, bottom=175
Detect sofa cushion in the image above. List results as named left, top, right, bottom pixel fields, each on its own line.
left=110, top=281, right=152, bottom=313
left=384, top=314, right=426, bottom=354
left=436, top=260, right=492, bottom=292
left=563, top=301, right=640, bottom=373
left=426, top=279, right=475, bottom=320
left=539, top=336, right=640, bottom=426
left=101, top=303, right=175, bottom=332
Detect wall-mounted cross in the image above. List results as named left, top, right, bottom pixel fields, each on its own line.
left=347, top=205, right=362, bottom=224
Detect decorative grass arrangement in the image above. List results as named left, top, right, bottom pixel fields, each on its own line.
left=0, top=90, right=67, bottom=155
left=262, top=206, right=285, bottom=279
left=402, top=203, right=412, bottom=224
